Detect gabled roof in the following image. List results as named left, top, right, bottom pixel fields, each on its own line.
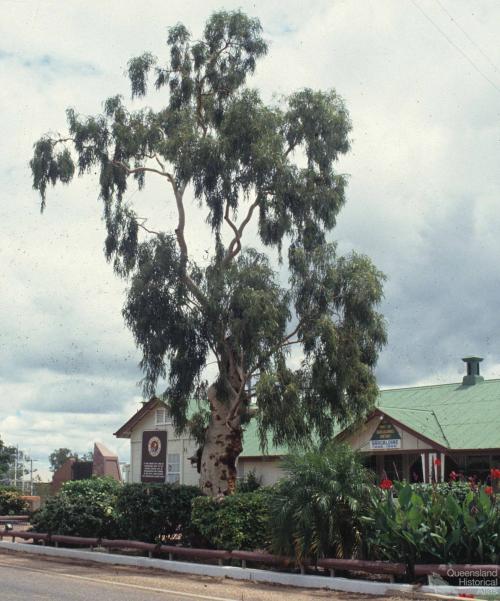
left=377, top=379, right=500, bottom=450
left=115, top=379, right=500, bottom=454
left=114, top=397, right=164, bottom=438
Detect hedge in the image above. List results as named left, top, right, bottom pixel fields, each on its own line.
left=116, top=483, right=200, bottom=543
left=31, top=479, right=201, bottom=544
left=31, top=477, right=120, bottom=537
left=191, top=490, right=270, bottom=551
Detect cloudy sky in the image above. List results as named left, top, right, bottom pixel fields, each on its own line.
left=1, top=0, right=499, bottom=479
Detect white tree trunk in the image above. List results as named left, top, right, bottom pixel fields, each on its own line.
left=199, top=383, right=243, bottom=496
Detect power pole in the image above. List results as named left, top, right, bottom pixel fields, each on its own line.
left=13, top=445, right=18, bottom=489
left=29, top=457, right=38, bottom=495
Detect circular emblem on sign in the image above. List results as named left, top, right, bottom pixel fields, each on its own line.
left=148, top=436, right=161, bottom=457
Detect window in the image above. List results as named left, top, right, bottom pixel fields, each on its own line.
left=167, top=453, right=180, bottom=483
left=155, top=408, right=169, bottom=426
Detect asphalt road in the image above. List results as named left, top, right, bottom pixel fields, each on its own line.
left=0, top=558, right=238, bottom=601
left=0, top=551, right=425, bottom=601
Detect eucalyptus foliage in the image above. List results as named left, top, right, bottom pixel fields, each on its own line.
left=30, top=10, right=386, bottom=493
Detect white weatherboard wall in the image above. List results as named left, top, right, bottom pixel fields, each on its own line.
left=127, top=407, right=287, bottom=487
left=129, top=410, right=199, bottom=486
left=343, top=415, right=433, bottom=453
left=238, top=458, right=285, bottom=486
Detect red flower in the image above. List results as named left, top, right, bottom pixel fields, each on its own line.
left=380, top=479, right=393, bottom=490
left=449, top=471, right=457, bottom=481
left=458, top=594, right=475, bottom=599
left=490, top=468, right=500, bottom=480
left=485, top=486, right=494, bottom=495
left=434, top=458, right=442, bottom=466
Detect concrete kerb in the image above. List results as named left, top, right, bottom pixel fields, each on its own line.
left=1, top=541, right=499, bottom=598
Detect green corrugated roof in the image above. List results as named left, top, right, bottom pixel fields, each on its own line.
left=240, top=379, right=500, bottom=457
left=377, top=406, right=449, bottom=447
left=378, top=379, right=500, bottom=450
left=240, top=417, right=289, bottom=458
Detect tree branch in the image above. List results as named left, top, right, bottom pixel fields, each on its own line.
left=154, top=154, right=166, bottom=171
left=137, top=220, right=161, bottom=236
left=222, top=198, right=260, bottom=265
left=170, top=179, right=188, bottom=259
left=223, top=201, right=241, bottom=256
left=248, top=320, right=304, bottom=378
left=112, top=160, right=170, bottom=179
left=167, top=178, right=208, bottom=307
left=185, top=295, right=203, bottom=313
left=51, top=136, right=75, bottom=145
left=47, top=138, right=210, bottom=310
left=225, top=349, right=249, bottom=431
left=114, top=161, right=207, bottom=308
left=225, top=376, right=248, bottom=431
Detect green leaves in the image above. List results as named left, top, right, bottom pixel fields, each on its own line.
left=31, top=477, right=121, bottom=538
left=29, top=10, right=388, bottom=481
left=254, top=244, right=387, bottom=447
left=31, top=480, right=200, bottom=543
left=397, top=483, right=412, bottom=508
left=368, top=482, right=500, bottom=571
left=286, top=89, right=351, bottom=172
left=0, top=486, right=29, bottom=515
left=123, top=234, right=209, bottom=416
left=128, top=53, right=157, bottom=98
left=116, top=483, right=200, bottom=543
left=29, top=138, right=75, bottom=210
left=268, top=444, right=375, bottom=561
left=191, top=490, right=270, bottom=550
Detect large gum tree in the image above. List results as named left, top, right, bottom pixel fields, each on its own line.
left=30, top=11, right=387, bottom=496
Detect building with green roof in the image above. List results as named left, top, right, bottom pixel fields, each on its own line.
left=115, top=356, right=500, bottom=486
left=338, top=356, right=500, bottom=483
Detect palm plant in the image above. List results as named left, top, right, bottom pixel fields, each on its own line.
left=268, top=443, right=374, bottom=561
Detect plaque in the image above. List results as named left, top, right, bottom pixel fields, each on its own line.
left=141, top=430, right=167, bottom=482
left=369, top=420, right=401, bottom=450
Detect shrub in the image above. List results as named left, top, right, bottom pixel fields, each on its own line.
left=366, top=481, right=500, bottom=576
left=31, top=477, right=120, bottom=537
left=268, top=444, right=375, bottom=561
left=116, top=483, right=200, bottom=543
left=410, top=481, right=471, bottom=503
left=0, top=486, right=29, bottom=515
left=236, top=470, right=262, bottom=493
left=191, top=490, right=270, bottom=550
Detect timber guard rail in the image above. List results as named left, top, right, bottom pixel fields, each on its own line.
left=2, top=530, right=499, bottom=582
left=0, top=515, right=30, bottom=525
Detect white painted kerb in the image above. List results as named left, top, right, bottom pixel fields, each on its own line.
left=0, top=541, right=498, bottom=597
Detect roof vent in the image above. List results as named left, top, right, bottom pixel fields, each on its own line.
left=462, top=356, right=484, bottom=385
